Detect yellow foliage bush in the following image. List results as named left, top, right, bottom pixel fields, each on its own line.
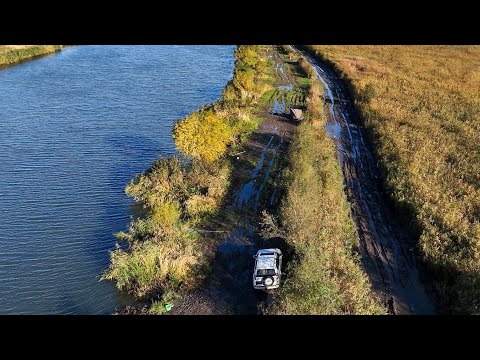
left=186, top=195, right=217, bottom=218
left=151, top=200, right=181, bottom=234
left=173, top=110, right=231, bottom=163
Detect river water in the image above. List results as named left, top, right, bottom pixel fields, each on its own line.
left=0, top=45, right=235, bottom=314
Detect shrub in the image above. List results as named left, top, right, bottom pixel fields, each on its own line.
left=103, top=238, right=200, bottom=298
left=186, top=195, right=217, bottom=218
left=359, top=83, right=376, bottom=103
left=298, top=57, right=316, bottom=79
left=173, top=110, right=231, bottom=163
left=150, top=200, right=181, bottom=234
left=125, top=157, right=187, bottom=214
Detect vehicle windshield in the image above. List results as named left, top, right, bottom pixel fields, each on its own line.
left=256, top=269, right=276, bottom=276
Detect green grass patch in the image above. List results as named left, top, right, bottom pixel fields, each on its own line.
left=269, top=122, right=385, bottom=314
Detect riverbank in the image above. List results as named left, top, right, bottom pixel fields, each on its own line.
left=103, top=46, right=276, bottom=313
left=0, top=45, right=235, bottom=314
left=168, top=47, right=298, bottom=314
left=304, top=46, right=480, bottom=314
left=0, top=45, right=63, bottom=67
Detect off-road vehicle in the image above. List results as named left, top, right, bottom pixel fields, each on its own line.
left=253, top=248, right=282, bottom=291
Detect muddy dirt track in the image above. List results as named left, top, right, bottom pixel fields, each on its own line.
left=294, top=47, right=439, bottom=315
left=171, top=49, right=296, bottom=315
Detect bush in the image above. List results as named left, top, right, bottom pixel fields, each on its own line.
left=186, top=195, right=217, bottom=218
left=298, top=57, right=316, bottom=79
left=173, top=110, right=232, bottom=163
left=359, top=83, right=376, bottom=103
left=103, top=238, right=200, bottom=298
left=126, top=157, right=186, bottom=207
left=151, top=200, right=181, bottom=234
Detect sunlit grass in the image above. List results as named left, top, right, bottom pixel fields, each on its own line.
left=308, top=45, right=480, bottom=314
left=0, top=45, right=62, bottom=66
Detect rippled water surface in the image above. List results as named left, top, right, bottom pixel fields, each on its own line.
left=0, top=45, right=235, bottom=314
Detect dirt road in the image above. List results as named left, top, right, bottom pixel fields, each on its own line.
left=294, top=47, right=438, bottom=315
left=171, top=49, right=296, bottom=315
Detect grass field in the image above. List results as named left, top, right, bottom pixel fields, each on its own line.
left=307, top=46, right=480, bottom=314
left=0, top=45, right=62, bottom=66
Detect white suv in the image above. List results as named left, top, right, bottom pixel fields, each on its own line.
left=253, top=248, right=283, bottom=291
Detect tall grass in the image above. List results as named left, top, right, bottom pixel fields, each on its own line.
left=267, top=51, right=384, bottom=314
left=306, top=45, right=480, bottom=314
left=103, top=157, right=231, bottom=298
left=0, top=45, right=62, bottom=66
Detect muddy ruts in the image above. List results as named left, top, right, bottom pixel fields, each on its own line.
left=294, top=47, right=437, bottom=315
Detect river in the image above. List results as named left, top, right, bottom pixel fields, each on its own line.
left=0, top=45, right=235, bottom=314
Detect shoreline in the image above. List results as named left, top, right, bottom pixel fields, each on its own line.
left=0, top=45, right=63, bottom=67
left=103, top=45, right=277, bottom=313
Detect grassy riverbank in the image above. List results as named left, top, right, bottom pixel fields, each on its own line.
left=0, top=45, right=62, bottom=66
left=306, top=45, right=480, bottom=314
left=103, top=46, right=275, bottom=311
left=266, top=48, right=384, bottom=314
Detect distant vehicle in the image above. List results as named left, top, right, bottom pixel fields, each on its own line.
left=253, top=248, right=283, bottom=291
left=289, top=108, right=303, bottom=124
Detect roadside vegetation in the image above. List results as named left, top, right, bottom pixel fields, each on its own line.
left=103, top=46, right=275, bottom=304
left=264, top=47, right=385, bottom=314
left=0, top=45, right=62, bottom=66
left=305, top=45, right=480, bottom=314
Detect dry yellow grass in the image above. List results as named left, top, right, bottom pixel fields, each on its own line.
left=0, top=45, right=35, bottom=51
left=308, top=45, right=480, bottom=313
left=0, top=45, right=62, bottom=66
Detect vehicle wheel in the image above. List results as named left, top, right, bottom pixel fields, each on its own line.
left=263, top=276, right=274, bottom=287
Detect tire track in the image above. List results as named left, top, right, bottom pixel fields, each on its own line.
left=294, top=47, right=437, bottom=314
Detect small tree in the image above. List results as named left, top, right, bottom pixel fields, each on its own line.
left=173, top=110, right=231, bottom=163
